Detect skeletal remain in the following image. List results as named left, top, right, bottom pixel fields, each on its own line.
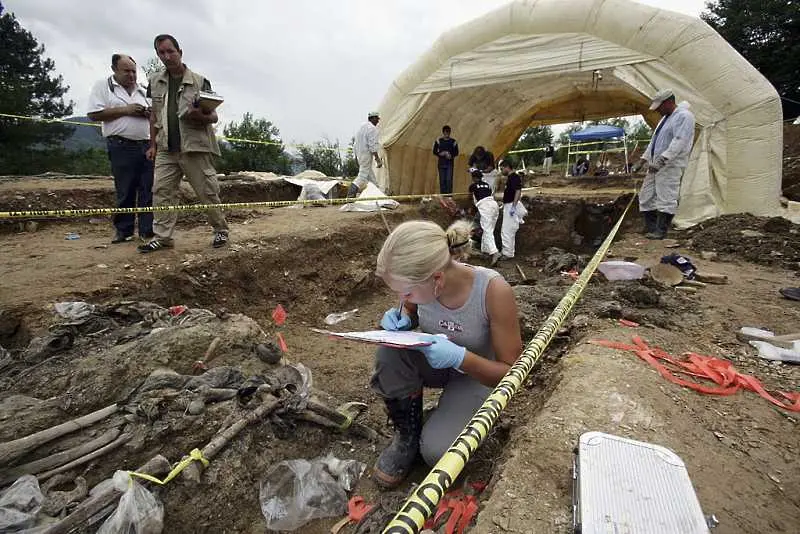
left=40, top=454, right=170, bottom=534
left=0, top=404, right=118, bottom=466
left=38, top=432, right=132, bottom=481
left=182, top=388, right=283, bottom=482
left=0, top=426, right=122, bottom=485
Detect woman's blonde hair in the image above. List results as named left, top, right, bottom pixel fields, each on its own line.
left=376, top=220, right=473, bottom=283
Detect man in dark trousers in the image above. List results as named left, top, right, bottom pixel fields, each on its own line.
left=87, top=54, right=153, bottom=243
left=432, top=125, right=458, bottom=194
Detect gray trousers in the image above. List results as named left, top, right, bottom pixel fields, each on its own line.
left=371, top=346, right=491, bottom=466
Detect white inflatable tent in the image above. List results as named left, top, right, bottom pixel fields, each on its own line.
left=376, top=0, right=783, bottom=227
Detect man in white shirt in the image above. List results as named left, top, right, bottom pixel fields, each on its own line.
left=87, top=54, right=153, bottom=243
left=349, top=111, right=382, bottom=198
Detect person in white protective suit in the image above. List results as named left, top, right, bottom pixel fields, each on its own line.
left=468, top=168, right=501, bottom=266
left=633, top=89, right=696, bottom=239
left=498, top=160, right=527, bottom=259
left=349, top=111, right=383, bottom=198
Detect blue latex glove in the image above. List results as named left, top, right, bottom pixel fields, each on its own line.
left=381, top=307, right=413, bottom=331
left=416, top=334, right=466, bottom=370
left=509, top=207, right=516, bottom=217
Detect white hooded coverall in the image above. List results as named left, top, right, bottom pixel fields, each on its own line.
left=354, top=121, right=379, bottom=189
left=639, top=102, right=696, bottom=214
left=474, top=196, right=499, bottom=255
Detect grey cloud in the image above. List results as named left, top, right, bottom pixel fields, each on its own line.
left=4, top=0, right=705, bottom=146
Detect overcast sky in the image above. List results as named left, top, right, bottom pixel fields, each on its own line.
left=5, top=0, right=706, bottom=147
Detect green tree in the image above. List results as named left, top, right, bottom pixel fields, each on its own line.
left=702, top=0, right=800, bottom=117
left=298, top=138, right=345, bottom=177
left=142, top=56, right=161, bottom=78
left=558, top=123, right=584, bottom=145
left=218, top=112, right=289, bottom=174
left=628, top=119, right=652, bottom=141
left=342, top=137, right=359, bottom=177
left=506, top=126, right=553, bottom=166
left=0, top=4, right=74, bottom=174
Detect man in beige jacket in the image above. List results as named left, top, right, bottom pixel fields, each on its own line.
left=139, top=34, right=229, bottom=253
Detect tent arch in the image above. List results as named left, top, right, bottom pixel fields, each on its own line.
left=376, top=0, right=783, bottom=227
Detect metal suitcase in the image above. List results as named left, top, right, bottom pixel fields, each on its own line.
left=573, top=432, right=712, bottom=533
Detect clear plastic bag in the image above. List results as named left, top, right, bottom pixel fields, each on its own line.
left=0, top=475, right=43, bottom=532
left=97, top=471, right=163, bottom=534
left=259, top=455, right=365, bottom=531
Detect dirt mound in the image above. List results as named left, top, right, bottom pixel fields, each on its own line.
left=683, top=213, right=800, bottom=270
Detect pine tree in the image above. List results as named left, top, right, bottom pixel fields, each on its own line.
left=0, top=3, right=74, bottom=174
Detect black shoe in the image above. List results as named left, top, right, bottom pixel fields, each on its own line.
left=137, top=239, right=172, bottom=253
left=373, top=392, right=423, bottom=489
left=645, top=211, right=674, bottom=240
left=112, top=232, right=134, bottom=244
left=642, top=211, right=657, bottom=234
left=212, top=231, right=229, bottom=248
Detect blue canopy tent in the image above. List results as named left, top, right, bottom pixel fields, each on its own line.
left=566, top=125, right=628, bottom=177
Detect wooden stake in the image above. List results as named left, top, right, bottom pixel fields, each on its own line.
left=515, top=264, right=528, bottom=281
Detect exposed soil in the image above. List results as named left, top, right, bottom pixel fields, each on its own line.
left=1, top=175, right=798, bottom=534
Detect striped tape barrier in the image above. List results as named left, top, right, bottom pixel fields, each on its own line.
left=0, top=192, right=473, bottom=220
left=382, top=191, right=636, bottom=534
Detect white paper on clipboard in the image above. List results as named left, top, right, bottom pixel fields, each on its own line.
left=311, top=328, right=441, bottom=349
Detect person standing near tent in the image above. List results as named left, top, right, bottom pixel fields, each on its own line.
left=499, top=160, right=525, bottom=259
left=468, top=146, right=496, bottom=191
left=349, top=111, right=383, bottom=198
left=432, top=125, right=459, bottom=194
left=543, top=143, right=555, bottom=174
left=634, top=89, right=695, bottom=239
left=468, top=168, right=500, bottom=265
left=370, top=219, right=523, bottom=487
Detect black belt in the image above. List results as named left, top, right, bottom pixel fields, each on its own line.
left=108, top=135, right=149, bottom=145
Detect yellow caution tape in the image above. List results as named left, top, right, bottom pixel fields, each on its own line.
left=0, top=192, right=471, bottom=220
left=128, top=448, right=209, bottom=485
left=382, top=191, right=637, bottom=534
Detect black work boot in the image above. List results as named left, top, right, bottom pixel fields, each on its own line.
left=373, top=392, right=423, bottom=489
left=346, top=183, right=360, bottom=199
left=641, top=211, right=657, bottom=234
left=646, top=211, right=674, bottom=240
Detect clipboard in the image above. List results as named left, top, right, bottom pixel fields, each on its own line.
left=311, top=328, right=440, bottom=349
left=196, top=91, right=224, bottom=112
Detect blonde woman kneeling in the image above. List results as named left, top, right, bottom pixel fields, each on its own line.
left=371, top=220, right=523, bottom=488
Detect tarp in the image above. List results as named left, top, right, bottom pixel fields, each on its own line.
left=375, top=0, right=783, bottom=228
left=569, top=125, right=625, bottom=141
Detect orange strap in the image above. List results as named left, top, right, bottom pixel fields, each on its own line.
left=423, top=485, right=483, bottom=534
left=590, top=336, right=800, bottom=412
left=347, top=496, right=374, bottom=522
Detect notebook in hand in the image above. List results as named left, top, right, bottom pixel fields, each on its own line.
left=311, top=328, right=440, bottom=349
left=196, top=91, right=224, bottom=112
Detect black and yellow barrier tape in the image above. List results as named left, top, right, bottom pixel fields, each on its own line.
left=0, top=193, right=473, bottom=220
left=382, top=191, right=637, bottom=534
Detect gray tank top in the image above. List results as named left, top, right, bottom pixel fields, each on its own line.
left=418, top=265, right=501, bottom=361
